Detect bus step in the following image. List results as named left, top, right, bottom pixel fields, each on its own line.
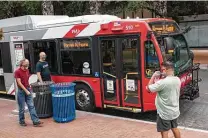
left=104, top=104, right=141, bottom=113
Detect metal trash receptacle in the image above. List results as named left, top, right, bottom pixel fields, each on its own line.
left=31, top=81, right=53, bottom=118
left=50, top=82, right=76, bottom=123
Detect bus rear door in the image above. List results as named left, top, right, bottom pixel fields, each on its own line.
left=99, top=35, right=142, bottom=110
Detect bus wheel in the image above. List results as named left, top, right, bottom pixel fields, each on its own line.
left=75, top=84, right=95, bottom=112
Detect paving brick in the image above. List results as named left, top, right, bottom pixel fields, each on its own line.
left=0, top=99, right=208, bottom=138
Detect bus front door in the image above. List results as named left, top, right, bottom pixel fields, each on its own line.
left=100, top=35, right=142, bottom=108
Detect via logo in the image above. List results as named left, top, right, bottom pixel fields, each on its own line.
left=72, top=29, right=80, bottom=34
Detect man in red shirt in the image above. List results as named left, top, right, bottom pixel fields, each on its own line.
left=14, top=59, right=43, bottom=127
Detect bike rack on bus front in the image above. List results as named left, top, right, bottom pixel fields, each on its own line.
left=180, top=63, right=202, bottom=100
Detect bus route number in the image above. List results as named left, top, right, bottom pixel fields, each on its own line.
left=126, top=25, right=133, bottom=30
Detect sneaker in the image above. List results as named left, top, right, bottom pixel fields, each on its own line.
left=33, top=121, right=43, bottom=127
left=19, top=122, right=27, bottom=127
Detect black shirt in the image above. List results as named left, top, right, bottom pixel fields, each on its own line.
left=36, top=61, right=51, bottom=81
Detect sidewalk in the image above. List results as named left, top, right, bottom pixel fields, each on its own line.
left=1, top=98, right=208, bottom=138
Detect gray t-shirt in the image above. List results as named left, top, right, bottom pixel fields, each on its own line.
left=148, top=76, right=181, bottom=120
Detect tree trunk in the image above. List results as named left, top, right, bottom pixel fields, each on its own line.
left=42, top=0, right=54, bottom=15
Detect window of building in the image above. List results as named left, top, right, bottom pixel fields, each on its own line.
left=60, top=39, right=92, bottom=75
left=144, top=41, right=160, bottom=77
left=32, top=40, right=57, bottom=73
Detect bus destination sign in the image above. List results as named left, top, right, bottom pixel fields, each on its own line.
left=63, top=40, right=89, bottom=49
left=149, top=21, right=180, bottom=35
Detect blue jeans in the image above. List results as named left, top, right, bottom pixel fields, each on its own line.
left=17, top=88, right=39, bottom=124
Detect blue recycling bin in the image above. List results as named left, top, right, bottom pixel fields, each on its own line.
left=50, top=82, right=76, bottom=123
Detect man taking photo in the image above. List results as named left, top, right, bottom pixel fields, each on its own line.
left=147, top=61, right=181, bottom=138
left=36, top=52, right=51, bottom=83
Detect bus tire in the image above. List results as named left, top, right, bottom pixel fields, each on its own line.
left=75, top=84, right=95, bottom=112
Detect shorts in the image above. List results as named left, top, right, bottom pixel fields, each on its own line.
left=157, top=114, right=178, bottom=132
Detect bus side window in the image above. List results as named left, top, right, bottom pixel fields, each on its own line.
left=0, top=49, right=2, bottom=68
left=23, top=42, right=32, bottom=72
left=144, top=41, right=160, bottom=78
left=32, top=41, right=58, bottom=74
left=60, top=39, right=92, bottom=76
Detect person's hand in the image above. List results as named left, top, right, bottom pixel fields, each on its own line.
left=25, top=90, right=31, bottom=95
left=152, top=71, right=161, bottom=78
left=38, top=81, right=43, bottom=85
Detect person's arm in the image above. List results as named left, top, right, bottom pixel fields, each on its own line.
left=148, top=73, right=156, bottom=86
left=146, top=71, right=165, bottom=93
left=37, top=72, right=43, bottom=83
left=36, top=63, right=43, bottom=83
left=16, top=78, right=30, bottom=95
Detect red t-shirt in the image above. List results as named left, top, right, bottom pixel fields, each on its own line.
left=14, top=68, right=30, bottom=88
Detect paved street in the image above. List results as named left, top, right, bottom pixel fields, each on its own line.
left=179, top=69, right=208, bottom=130
left=1, top=99, right=208, bottom=138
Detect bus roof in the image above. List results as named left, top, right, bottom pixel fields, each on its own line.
left=0, top=15, right=120, bottom=33
left=0, top=15, right=177, bottom=42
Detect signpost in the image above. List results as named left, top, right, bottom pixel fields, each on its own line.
left=10, top=36, right=28, bottom=115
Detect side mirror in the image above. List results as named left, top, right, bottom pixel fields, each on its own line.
left=164, top=37, right=175, bottom=53
left=190, top=50, right=194, bottom=60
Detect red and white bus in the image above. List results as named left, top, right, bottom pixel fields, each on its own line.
left=0, top=15, right=200, bottom=112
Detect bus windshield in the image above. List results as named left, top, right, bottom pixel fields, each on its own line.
left=157, top=34, right=190, bottom=67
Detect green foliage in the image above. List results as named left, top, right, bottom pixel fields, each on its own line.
left=1, top=1, right=208, bottom=21
left=99, top=1, right=128, bottom=15
left=167, top=1, right=208, bottom=22
left=0, top=1, right=41, bottom=19
left=62, top=1, right=90, bottom=16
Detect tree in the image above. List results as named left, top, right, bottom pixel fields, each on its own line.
left=89, top=0, right=101, bottom=14
left=167, top=1, right=208, bottom=22
left=42, top=0, right=54, bottom=15
left=99, top=1, right=128, bottom=15
left=0, top=1, right=41, bottom=19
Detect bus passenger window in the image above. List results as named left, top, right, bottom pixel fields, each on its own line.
left=0, top=49, right=2, bottom=68
left=101, top=40, right=116, bottom=76
left=144, top=41, right=160, bottom=77
left=122, top=38, right=138, bottom=77
left=23, top=42, right=32, bottom=72
left=61, top=39, right=92, bottom=75
left=33, top=41, right=57, bottom=73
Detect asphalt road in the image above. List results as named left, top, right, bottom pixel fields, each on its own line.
left=178, top=69, right=208, bottom=130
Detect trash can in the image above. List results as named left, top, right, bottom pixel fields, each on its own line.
left=31, top=81, right=54, bottom=118
left=50, top=82, right=76, bottom=123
